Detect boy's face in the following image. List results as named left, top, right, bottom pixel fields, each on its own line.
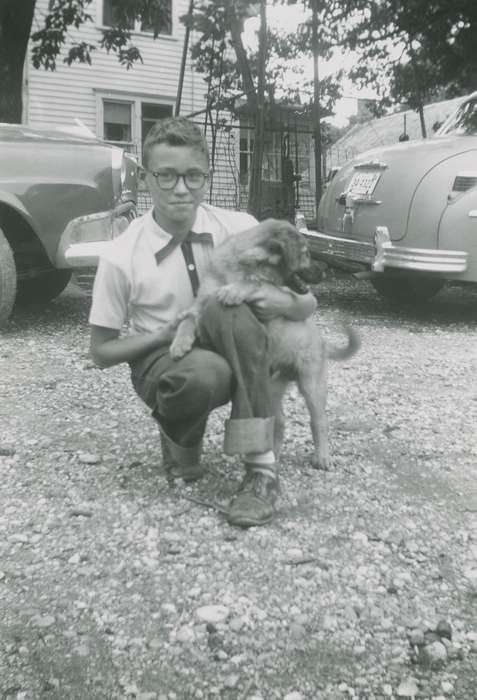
left=144, top=143, right=209, bottom=234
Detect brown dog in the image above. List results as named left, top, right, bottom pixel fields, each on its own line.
left=170, top=219, right=360, bottom=470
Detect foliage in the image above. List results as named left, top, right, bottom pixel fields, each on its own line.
left=328, top=0, right=477, bottom=111
left=30, top=0, right=171, bottom=70
left=5, top=0, right=477, bottom=132
left=185, top=0, right=344, bottom=119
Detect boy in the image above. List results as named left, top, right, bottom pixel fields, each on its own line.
left=89, top=117, right=316, bottom=527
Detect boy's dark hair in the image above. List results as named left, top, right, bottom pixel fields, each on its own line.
left=143, top=117, right=209, bottom=168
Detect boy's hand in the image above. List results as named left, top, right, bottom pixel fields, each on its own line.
left=248, top=285, right=295, bottom=322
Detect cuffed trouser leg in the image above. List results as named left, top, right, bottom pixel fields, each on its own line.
left=130, top=346, right=233, bottom=467
left=198, top=297, right=275, bottom=456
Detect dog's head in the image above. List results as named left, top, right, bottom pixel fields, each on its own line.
left=239, top=219, right=310, bottom=269
left=238, top=219, right=312, bottom=293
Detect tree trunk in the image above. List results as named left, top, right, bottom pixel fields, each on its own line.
left=247, top=0, right=266, bottom=218
left=418, top=103, right=427, bottom=139
left=408, top=45, right=427, bottom=139
left=226, top=2, right=257, bottom=112
left=311, top=0, right=323, bottom=224
left=0, top=0, right=35, bottom=123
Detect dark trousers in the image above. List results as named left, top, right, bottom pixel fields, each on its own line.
left=129, top=298, right=275, bottom=463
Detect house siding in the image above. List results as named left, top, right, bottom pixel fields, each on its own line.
left=26, top=0, right=207, bottom=144
left=25, top=0, right=247, bottom=211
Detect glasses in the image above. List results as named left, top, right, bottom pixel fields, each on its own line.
left=147, top=169, right=208, bottom=191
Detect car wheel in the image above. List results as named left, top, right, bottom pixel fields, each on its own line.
left=0, top=226, right=17, bottom=326
left=370, top=274, right=445, bottom=303
left=16, top=269, right=72, bottom=305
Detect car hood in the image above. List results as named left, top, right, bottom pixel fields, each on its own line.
left=319, top=134, right=477, bottom=241
left=0, top=122, right=102, bottom=147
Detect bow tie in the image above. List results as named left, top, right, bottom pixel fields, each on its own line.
left=154, top=230, right=214, bottom=265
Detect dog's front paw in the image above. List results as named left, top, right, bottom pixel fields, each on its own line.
left=170, top=328, right=195, bottom=359
left=170, top=335, right=194, bottom=359
left=170, top=317, right=197, bottom=359
left=216, top=284, right=247, bottom=306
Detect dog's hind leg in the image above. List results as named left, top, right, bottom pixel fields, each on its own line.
left=269, top=372, right=290, bottom=460
left=297, top=365, right=330, bottom=471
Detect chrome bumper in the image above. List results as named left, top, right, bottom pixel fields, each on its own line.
left=56, top=200, right=135, bottom=268
left=305, top=226, right=468, bottom=274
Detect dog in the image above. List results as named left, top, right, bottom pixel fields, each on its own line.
left=170, top=219, right=360, bottom=470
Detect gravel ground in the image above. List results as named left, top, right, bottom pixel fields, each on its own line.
left=1, top=274, right=477, bottom=700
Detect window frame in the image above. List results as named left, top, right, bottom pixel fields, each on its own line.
left=102, top=98, right=134, bottom=145
left=95, top=90, right=175, bottom=163
left=98, top=0, right=175, bottom=38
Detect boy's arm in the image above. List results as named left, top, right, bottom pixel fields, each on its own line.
left=247, top=285, right=317, bottom=322
left=89, top=256, right=176, bottom=368
left=90, top=324, right=177, bottom=369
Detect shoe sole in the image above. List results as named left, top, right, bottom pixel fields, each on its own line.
left=226, top=512, right=274, bottom=528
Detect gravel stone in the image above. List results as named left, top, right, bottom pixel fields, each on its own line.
left=421, top=640, right=448, bottom=667
left=195, top=605, right=231, bottom=625
left=396, top=676, right=419, bottom=697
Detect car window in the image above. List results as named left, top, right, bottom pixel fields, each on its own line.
left=437, top=98, right=477, bottom=136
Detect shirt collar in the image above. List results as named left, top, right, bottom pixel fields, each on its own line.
left=144, top=209, right=173, bottom=256
left=144, top=206, right=210, bottom=255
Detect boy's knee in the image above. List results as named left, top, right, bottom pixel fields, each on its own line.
left=194, top=353, right=232, bottom=394
left=157, top=350, right=232, bottom=413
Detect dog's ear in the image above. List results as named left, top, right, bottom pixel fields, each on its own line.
left=238, top=246, right=270, bottom=264
left=267, top=230, right=305, bottom=272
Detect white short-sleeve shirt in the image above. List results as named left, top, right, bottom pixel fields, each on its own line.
left=89, top=203, right=257, bottom=334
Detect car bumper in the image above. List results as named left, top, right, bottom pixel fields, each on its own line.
left=55, top=200, right=135, bottom=269
left=305, top=226, right=468, bottom=274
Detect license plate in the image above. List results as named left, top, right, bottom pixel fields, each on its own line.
left=347, top=171, right=381, bottom=197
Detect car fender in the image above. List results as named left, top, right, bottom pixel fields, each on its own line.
left=404, top=148, right=477, bottom=248
left=0, top=189, right=44, bottom=248
left=438, top=189, right=477, bottom=267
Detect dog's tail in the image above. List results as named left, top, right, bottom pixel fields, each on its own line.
left=327, top=325, right=360, bottom=361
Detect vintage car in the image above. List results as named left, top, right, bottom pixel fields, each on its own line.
left=0, top=123, right=137, bottom=326
left=306, top=92, right=477, bottom=302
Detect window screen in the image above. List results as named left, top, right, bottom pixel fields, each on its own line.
left=103, top=101, right=132, bottom=143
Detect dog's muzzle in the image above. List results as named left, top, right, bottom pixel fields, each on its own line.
left=284, top=271, right=311, bottom=295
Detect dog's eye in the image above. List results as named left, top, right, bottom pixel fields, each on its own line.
left=269, top=241, right=284, bottom=255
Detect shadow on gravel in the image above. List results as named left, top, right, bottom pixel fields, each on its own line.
left=315, top=273, right=477, bottom=329
left=3, top=284, right=90, bottom=334
left=4, top=276, right=476, bottom=335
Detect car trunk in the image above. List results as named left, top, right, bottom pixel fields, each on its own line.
left=318, top=136, right=477, bottom=243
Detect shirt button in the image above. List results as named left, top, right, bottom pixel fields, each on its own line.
left=188, top=263, right=195, bottom=271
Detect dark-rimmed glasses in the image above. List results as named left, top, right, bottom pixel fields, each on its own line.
left=147, top=169, right=208, bottom=191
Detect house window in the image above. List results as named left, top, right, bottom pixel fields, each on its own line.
left=103, top=100, right=132, bottom=144
left=102, top=0, right=172, bottom=35
left=239, top=128, right=281, bottom=183
left=99, top=95, right=174, bottom=161
left=102, top=0, right=134, bottom=29
left=239, top=134, right=254, bottom=185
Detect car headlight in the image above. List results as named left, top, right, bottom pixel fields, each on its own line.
left=121, top=152, right=137, bottom=192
